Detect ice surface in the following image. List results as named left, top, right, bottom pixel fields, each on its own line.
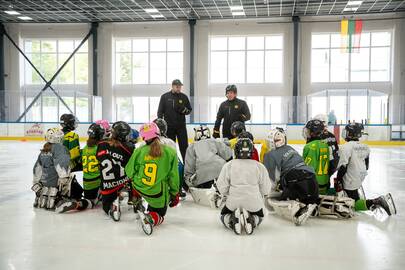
left=0, top=141, right=404, bottom=270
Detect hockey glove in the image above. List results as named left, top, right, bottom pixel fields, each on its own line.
left=169, top=193, right=180, bottom=208
left=334, top=177, right=343, bottom=193
left=31, top=182, right=43, bottom=196
left=213, top=128, right=220, bottom=139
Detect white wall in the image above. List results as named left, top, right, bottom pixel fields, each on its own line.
left=2, top=14, right=405, bottom=124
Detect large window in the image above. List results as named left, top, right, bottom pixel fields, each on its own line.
left=311, top=32, right=391, bottom=83
left=308, top=89, right=388, bottom=124
left=24, top=39, right=88, bottom=85
left=210, top=35, right=283, bottom=84
left=115, top=96, right=160, bottom=123
left=115, top=38, right=183, bottom=84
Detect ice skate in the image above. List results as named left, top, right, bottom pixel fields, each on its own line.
left=372, top=193, right=397, bottom=216
left=55, top=200, right=77, bottom=213
left=242, top=208, right=260, bottom=235
left=231, top=208, right=243, bottom=235
left=293, top=204, right=317, bottom=226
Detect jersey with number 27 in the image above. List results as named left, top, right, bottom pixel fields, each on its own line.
left=303, top=139, right=330, bottom=186
left=96, top=141, right=134, bottom=195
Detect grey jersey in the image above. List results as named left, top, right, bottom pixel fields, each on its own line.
left=33, top=143, right=71, bottom=188
left=263, top=145, right=314, bottom=185
left=184, top=138, right=233, bottom=187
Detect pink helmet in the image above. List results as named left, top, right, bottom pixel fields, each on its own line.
left=96, top=120, right=111, bottom=134
left=140, top=122, right=160, bottom=142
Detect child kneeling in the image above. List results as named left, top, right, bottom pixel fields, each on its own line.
left=216, top=138, right=271, bottom=235
left=125, top=122, right=180, bottom=235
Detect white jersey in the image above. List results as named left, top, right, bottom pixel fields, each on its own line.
left=337, top=141, right=370, bottom=190
left=217, top=159, right=271, bottom=212
left=184, top=138, right=232, bottom=187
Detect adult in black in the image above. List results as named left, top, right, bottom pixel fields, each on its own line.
left=213, top=85, right=251, bottom=139
left=157, top=79, right=192, bottom=161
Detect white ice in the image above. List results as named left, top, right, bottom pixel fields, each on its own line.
left=0, top=141, right=404, bottom=270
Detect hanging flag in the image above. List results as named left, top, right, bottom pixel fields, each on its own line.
left=341, top=19, right=363, bottom=53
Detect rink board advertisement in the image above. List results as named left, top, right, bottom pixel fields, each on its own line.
left=24, top=123, right=44, bottom=137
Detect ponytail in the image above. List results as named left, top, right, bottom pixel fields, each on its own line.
left=41, top=142, right=52, bottom=153
left=148, top=137, right=162, bottom=158
left=87, top=137, right=98, bottom=147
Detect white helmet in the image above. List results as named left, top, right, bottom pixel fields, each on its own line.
left=267, top=128, right=287, bottom=150
left=194, top=125, right=211, bottom=141
left=313, top=114, right=328, bottom=126
left=45, top=128, right=64, bottom=144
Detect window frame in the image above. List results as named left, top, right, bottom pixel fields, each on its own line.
left=310, top=31, right=392, bottom=83
left=23, top=38, right=89, bottom=85
left=209, top=34, right=284, bottom=84
left=114, top=37, right=184, bottom=85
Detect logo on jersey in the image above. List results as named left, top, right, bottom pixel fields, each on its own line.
left=235, top=105, right=239, bottom=109
left=179, top=100, right=183, bottom=104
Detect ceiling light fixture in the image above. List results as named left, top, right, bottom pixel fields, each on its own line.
left=4, top=10, right=21, bottom=15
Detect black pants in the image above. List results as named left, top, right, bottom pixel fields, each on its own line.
left=345, top=189, right=360, bottom=201
left=102, top=192, right=118, bottom=214
left=281, top=169, right=319, bottom=205
left=221, top=206, right=264, bottom=218
left=148, top=205, right=168, bottom=217
left=167, top=125, right=188, bottom=161
left=196, top=180, right=215, bottom=189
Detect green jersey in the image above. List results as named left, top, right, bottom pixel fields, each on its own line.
left=81, top=145, right=101, bottom=190
left=303, top=140, right=330, bottom=186
left=125, top=144, right=179, bottom=209
left=63, top=131, right=81, bottom=169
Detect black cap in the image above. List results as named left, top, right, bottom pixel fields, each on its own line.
left=172, top=79, right=183, bottom=86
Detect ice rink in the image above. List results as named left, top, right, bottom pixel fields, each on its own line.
left=0, top=141, right=404, bottom=270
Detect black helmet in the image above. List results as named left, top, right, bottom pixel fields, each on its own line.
left=234, top=138, right=253, bottom=159
left=111, top=121, right=131, bottom=142
left=87, top=123, right=105, bottom=141
left=231, top=121, right=245, bottom=137
left=344, top=123, right=364, bottom=141
left=238, top=131, right=254, bottom=141
left=60, top=114, right=77, bottom=132
left=303, top=119, right=325, bottom=140
left=153, top=118, right=168, bottom=137
left=225, top=84, right=237, bottom=94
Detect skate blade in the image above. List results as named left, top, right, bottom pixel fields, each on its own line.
left=137, top=210, right=153, bottom=235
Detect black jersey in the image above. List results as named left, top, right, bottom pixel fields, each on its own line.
left=321, top=131, right=339, bottom=176
left=97, top=140, right=134, bottom=195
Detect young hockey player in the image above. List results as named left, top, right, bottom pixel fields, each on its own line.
left=97, top=121, right=134, bottom=221
left=125, top=122, right=180, bottom=235
left=237, top=131, right=260, bottom=162
left=228, top=121, right=246, bottom=149
left=303, top=119, right=331, bottom=195
left=60, top=114, right=81, bottom=171
left=96, top=119, right=111, bottom=139
left=217, top=138, right=271, bottom=235
left=263, top=128, right=318, bottom=226
left=184, top=125, right=233, bottom=207
left=56, top=123, right=105, bottom=213
left=313, top=114, right=339, bottom=178
left=32, top=128, right=72, bottom=210
left=152, top=118, right=187, bottom=200
left=335, top=123, right=396, bottom=216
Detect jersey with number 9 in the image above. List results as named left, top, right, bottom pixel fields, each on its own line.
left=125, top=144, right=179, bottom=209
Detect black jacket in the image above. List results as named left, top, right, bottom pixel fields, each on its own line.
left=214, top=98, right=251, bottom=139
left=157, top=91, right=192, bottom=127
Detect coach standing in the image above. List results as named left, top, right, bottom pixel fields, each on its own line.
left=213, top=85, right=251, bottom=139
left=157, top=79, right=192, bottom=161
